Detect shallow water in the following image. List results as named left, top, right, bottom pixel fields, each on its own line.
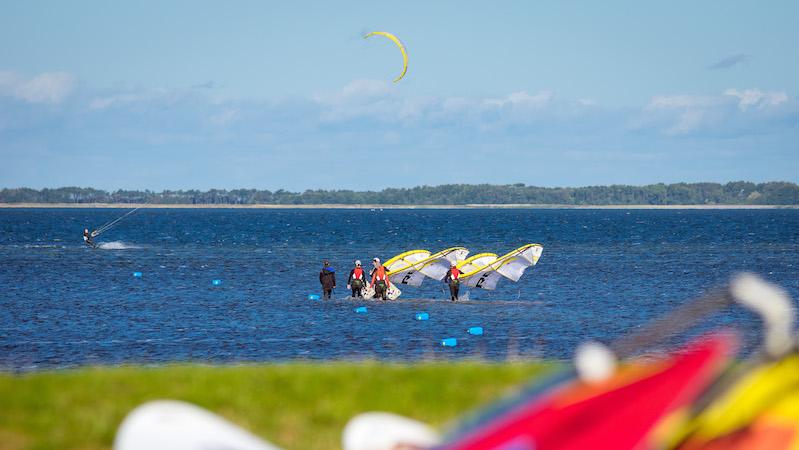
left=1, top=208, right=798, bottom=370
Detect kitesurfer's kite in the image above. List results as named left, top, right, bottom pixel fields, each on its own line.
left=457, top=253, right=499, bottom=274
left=442, top=334, right=735, bottom=450
left=385, top=247, right=470, bottom=287
left=364, top=31, right=408, bottom=82
left=460, top=244, right=544, bottom=290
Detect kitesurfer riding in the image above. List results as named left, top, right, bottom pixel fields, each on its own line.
left=319, top=260, right=336, bottom=300
left=370, top=257, right=391, bottom=300
left=445, top=261, right=463, bottom=301
left=347, top=260, right=366, bottom=299
left=83, top=228, right=98, bottom=248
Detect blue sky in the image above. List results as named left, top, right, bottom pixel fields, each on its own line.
left=1, top=1, right=797, bottom=190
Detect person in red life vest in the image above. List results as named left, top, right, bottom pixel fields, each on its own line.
left=319, top=260, right=336, bottom=300
left=370, top=257, right=391, bottom=300
left=347, top=260, right=366, bottom=298
left=445, top=261, right=463, bottom=301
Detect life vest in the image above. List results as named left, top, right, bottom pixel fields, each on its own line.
left=450, top=267, right=461, bottom=280
left=372, top=265, right=387, bottom=284
left=352, top=267, right=364, bottom=279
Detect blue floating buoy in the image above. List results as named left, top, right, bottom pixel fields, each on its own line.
left=307, top=294, right=321, bottom=301
left=212, top=279, right=222, bottom=286
left=132, top=272, right=142, bottom=278
left=354, top=306, right=368, bottom=313
left=415, top=312, right=429, bottom=321
left=467, top=326, right=484, bottom=336
left=441, top=337, right=458, bottom=347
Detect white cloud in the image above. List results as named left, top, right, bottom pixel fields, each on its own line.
left=312, top=79, right=436, bottom=123
left=635, top=94, right=718, bottom=135
left=723, top=88, right=788, bottom=111
left=89, top=93, right=146, bottom=110
left=208, top=108, right=238, bottom=126
left=0, top=71, right=75, bottom=104
left=485, top=90, right=553, bottom=108
left=3, top=78, right=798, bottom=189
left=639, top=89, right=793, bottom=135
left=310, top=84, right=567, bottom=128
left=647, top=94, right=716, bottom=109
left=312, top=79, right=391, bottom=105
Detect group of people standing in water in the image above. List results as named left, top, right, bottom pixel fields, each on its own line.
left=318, top=257, right=464, bottom=301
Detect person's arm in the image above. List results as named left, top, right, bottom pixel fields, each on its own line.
left=332, top=272, right=336, bottom=288
left=319, top=270, right=324, bottom=285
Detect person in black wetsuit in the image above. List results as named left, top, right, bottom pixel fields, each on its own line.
left=444, top=261, right=463, bottom=301
left=347, top=260, right=366, bottom=298
left=83, top=228, right=97, bottom=248
left=319, top=260, right=336, bottom=300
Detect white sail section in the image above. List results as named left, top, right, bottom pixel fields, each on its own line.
left=381, top=249, right=432, bottom=287
left=456, top=253, right=498, bottom=274
left=461, top=244, right=543, bottom=290
left=386, top=247, right=469, bottom=287
left=383, top=250, right=431, bottom=272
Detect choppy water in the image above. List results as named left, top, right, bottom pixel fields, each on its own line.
left=1, top=208, right=798, bottom=370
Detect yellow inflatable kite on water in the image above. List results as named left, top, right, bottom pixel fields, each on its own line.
left=364, top=31, right=408, bottom=82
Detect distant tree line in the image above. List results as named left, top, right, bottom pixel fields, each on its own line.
left=1, top=182, right=798, bottom=205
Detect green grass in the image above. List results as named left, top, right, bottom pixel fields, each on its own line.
left=0, top=361, right=558, bottom=450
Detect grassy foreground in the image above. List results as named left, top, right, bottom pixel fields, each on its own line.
left=0, top=362, right=557, bottom=450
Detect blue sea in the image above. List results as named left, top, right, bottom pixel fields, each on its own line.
left=1, top=208, right=798, bottom=371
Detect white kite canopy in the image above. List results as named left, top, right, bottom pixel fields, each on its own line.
left=114, top=400, right=281, bottom=450
left=379, top=249, right=432, bottom=289
left=386, top=247, right=470, bottom=287
left=461, top=244, right=544, bottom=290
left=383, top=249, right=432, bottom=273
left=457, top=253, right=498, bottom=273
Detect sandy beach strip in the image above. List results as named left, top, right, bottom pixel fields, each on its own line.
left=0, top=203, right=795, bottom=210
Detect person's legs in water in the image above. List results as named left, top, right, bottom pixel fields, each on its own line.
left=449, top=284, right=458, bottom=301
left=323, top=289, right=332, bottom=300
left=351, top=279, right=363, bottom=298
left=375, top=281, right=386, bottom=300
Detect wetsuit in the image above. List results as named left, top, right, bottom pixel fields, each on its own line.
left=319, top=267, right=336, bottom=299
left=83, top=231, right=96, bottom=248
left=445, top=266, right=462, bottom=301
left=348, top=267, right=366, bottom=298
left=370, top=265, right=390, bottom=300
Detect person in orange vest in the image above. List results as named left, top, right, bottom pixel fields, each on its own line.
left=445, top=261, right=463, bottom=301
left=347, top=260, right=366, bottom=298
left=370, top=257, right=391, bottom=300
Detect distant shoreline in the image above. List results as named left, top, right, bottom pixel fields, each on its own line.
left=1, top=203, right=795, bottom=210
